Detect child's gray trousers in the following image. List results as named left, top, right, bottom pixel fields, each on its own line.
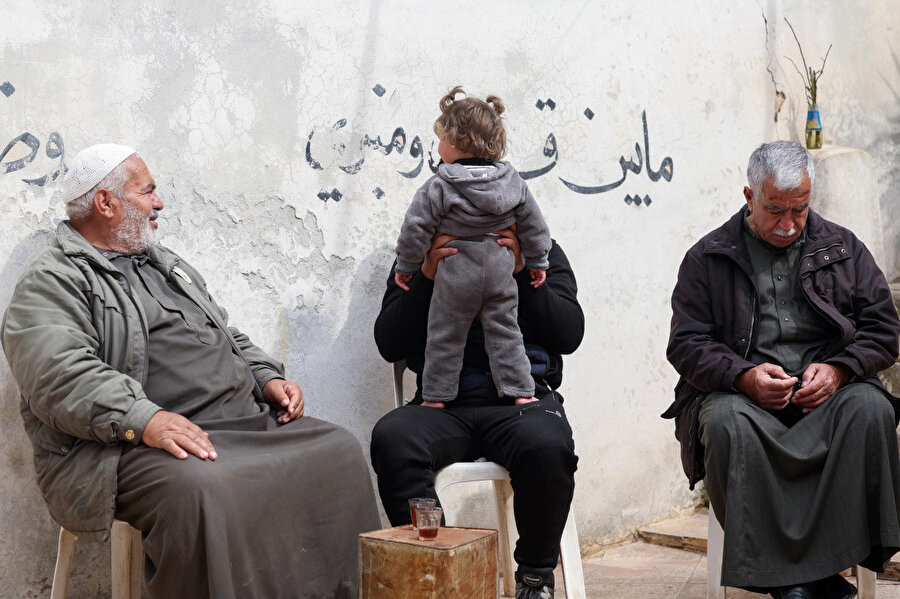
left=424, top=235, right=534, bottom=402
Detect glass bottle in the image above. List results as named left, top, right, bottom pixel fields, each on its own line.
left=805, top=105, right=822, bottom=149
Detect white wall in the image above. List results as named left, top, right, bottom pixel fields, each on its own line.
left=1, top=1, right=898, bottom=594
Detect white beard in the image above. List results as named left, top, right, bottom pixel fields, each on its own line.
left=112, top=200, right=157, bottom=253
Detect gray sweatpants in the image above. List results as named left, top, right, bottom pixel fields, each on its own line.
left=424, top=235, right=535, bottom=402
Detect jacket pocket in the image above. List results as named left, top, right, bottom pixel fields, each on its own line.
left=31, top=424, right=75, bottom=477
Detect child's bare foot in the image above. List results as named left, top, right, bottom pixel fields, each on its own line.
left=515, top=397, right=539, bottom=405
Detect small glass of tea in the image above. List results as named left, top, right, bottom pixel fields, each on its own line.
left=415, top=506, right=443, bottom=541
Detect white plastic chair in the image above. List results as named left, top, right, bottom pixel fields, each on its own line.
left=707, top=503, right=876, bottom=598
left=51, top=520, right=142, bottom=599
left=392, top=361, right=587, bottom=599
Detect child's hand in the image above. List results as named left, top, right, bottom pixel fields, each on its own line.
left=529, top=268, right=546, bottom=288
left=394, top=272, right=414, bottom=291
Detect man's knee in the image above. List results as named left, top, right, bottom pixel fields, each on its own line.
left=829, top=383, right=895, bottom=428
left=370, top=409, right=420, bottom=473
left=506, top=403, right=576, bottom=474
left=145, top=459, right=229, bottom=518
left=698, top=392, right=750, bottom=449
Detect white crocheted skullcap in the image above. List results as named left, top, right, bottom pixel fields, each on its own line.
left=60, top=143, right=136, bottom=204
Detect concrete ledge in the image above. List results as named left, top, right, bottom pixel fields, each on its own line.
left=639, top=508, right=900, bottom=581
left=637, top=510, right=708, bottom=554
left=810, top=145, right=886, bottom=267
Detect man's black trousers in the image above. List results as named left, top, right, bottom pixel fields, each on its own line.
left=370, top=393, right=578, bottom=573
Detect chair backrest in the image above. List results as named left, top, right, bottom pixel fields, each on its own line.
left=392, top=360, right=407, bottom=409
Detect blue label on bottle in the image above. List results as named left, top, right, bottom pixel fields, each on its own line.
left=806, top=109, right=822, bottom=131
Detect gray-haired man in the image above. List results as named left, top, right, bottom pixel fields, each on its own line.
left=664, top=140, right=900, bottom=598
left=2, top=144, right=380, bottom=598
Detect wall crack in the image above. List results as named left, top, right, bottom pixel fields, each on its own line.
left=760, top=3, right=786, bottom=123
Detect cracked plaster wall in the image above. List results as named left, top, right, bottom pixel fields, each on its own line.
left=0, top=1, right=898, bottom=595
left=765, top=0, right=900, bottom=279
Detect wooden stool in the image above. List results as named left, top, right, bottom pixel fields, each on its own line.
left=51, top=520, right=142, bottom=599
left=359, top=526, right=498, bottom=599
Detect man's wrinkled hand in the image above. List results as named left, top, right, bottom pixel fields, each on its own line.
left=734, top=363, right=797, bottom=410
left=421, top=232, right=459, bottom=281
left=792, top=363, right=850, bottom=413
left=263, top=379, right=304, bottom=424
left=142, top=410, right=216, bottom=460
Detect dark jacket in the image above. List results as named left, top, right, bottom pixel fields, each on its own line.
left=663, top=207, right=900, bottom=488
left=374, top=240, right=584, bottom=402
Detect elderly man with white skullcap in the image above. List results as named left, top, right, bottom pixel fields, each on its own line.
left=1, top=144, right=380, bottom=598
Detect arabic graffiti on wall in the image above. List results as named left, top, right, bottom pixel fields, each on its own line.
left=1, top=131, right=68, bottom=186
left=3, top=79, right=69, bottom=186
left=2, top=78, right=673, bottom=208
left=558, top=111, right=673, bottom=206
left=306, top=119, right=433, bottom=180
left=305, top=87, right=674, bottom=207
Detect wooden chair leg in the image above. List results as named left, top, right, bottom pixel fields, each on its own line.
left=707, top=505, right=726, bottom=599
left=127, top=525, right=142, bottom=598
left=559, top=509, right=587, bottom=599
left=493, top=479, right=517, bottom=597
left=50, top=528, right=78, bottom=599
left=858, top=565, right=877, bottom=599
left=111, top=521, right=142, bottom=599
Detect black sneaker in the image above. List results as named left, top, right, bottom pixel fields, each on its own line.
left=515, top=570, right=554, bottom=599
left=816, top=573, right=857, bottom=599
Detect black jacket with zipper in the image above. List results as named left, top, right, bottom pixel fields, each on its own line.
left=664, top=207, right=900, bottom=488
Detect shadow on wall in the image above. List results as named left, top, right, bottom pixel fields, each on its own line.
left=279, top=246, right=397, bottom=525
left=284, top=246, right=396, bottom=446
left=869, top=45, right=900, bottom=282
left=0, top=229, right=113, bottom=597
left=301, top=246, right=522, bottom=532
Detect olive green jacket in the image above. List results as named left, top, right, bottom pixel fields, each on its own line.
left=1, top=222, right=284, bottom=541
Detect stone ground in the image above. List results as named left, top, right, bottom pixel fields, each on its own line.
left=542, top=508, right=900, bottom=599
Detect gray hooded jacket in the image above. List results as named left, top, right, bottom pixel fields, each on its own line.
left=395, top=161, right=551, bottom=274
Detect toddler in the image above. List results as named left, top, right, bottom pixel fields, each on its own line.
left=394, top=86, right=552, bottom=405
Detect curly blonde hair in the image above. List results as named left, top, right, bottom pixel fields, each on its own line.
left=433, top=86, right=507, bottom=162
